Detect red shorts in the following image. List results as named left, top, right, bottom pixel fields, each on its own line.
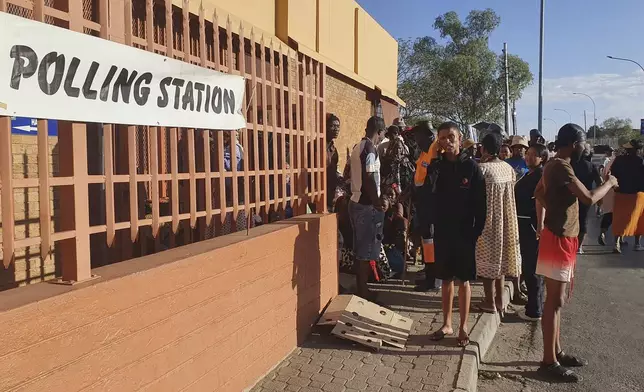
left=536, top=228, right=578, bottom=283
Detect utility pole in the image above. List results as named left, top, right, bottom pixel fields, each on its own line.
left=503, top=43, right=511, bottom=136
left=512, top=101, right=518, bottom=136
left=583, top=110, right=587, bottom=134
left=538, top=0, right=545, bottom=135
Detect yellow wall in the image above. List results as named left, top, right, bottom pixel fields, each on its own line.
left=286, top=0, right=317, bottom=51
left=355, top=5, right=399, bottom=96
left=317, top=0, right=357, bottom=75
left=191, top=0, right=400, bottom=103
left=195, top=0, right=276, bottom=36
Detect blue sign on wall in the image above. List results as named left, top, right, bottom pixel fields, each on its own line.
left=11, top=117, right=58, bottom=136
left=641, top=118, right=644, bottom=136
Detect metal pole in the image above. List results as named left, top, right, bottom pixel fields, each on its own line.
left=607, top=56, right=644, bottom=73
left=554, top=108, right=572, bottom=123
left=512, top=101, right=518, bottom=136
left=538, top=0, right=545, bottom=135
left=584, top=110, right=587, bottom=134
left=573, top=92, right=596, bottom=142
left=503, top=43, right=511, bottom=135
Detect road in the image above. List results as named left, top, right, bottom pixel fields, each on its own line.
left=479, top=216, right=644, bottom=392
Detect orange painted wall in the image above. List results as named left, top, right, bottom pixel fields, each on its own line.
left=0, top=214, right=338, bottom=392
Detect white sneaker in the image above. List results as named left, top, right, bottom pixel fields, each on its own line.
left=635, top=244, right=644, bottom=252
left=518, top=311, right=542, bottom=322
left=577, top=246, right=584, bottom=255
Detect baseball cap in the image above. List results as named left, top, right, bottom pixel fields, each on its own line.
left=463, top=139, right=476, bottom=149
left=555, top=123, right=585, bottom=148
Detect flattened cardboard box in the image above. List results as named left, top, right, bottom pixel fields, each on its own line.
left=323, top=295, right=413, bottom=349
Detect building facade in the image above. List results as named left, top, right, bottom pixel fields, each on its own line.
left=0, top=0, right=401, bottom=391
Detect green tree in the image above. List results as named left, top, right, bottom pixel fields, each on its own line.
left=586, top=125, right=604, bottom=139
left=601, top=117, right=638, bottom=145
left=398, top=9, right=533, bottom=127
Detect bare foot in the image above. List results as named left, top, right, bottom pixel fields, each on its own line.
left=457, top=328, right=470, bottom=347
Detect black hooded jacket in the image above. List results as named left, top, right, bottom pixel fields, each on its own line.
left=430, top=152, right=487, bottom=240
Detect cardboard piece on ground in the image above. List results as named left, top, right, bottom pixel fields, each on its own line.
left=317, top=294, right=352, bottom=325
left=326, top=295, right=413, bottom=349
left=331, top=320, right=382, bottom=349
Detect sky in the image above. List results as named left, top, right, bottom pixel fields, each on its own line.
left=356, top=0, right=644, bottom=141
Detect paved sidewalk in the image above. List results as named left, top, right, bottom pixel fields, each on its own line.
left=251, top=273, right=489, bottom=392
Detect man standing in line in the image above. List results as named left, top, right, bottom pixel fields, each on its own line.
left=515, top=143, right=548, bottom=322
left=506, top=135, right=530, bottom=179
left=571, top=144, right=603, bottom=254
left=534, top=124, right=617, bottom=382
left=429, top=122, right=487, bottom=347
left=326, top=113, right=341, bottom=212
left=529, top=128, right=546, bottom=146
left=348, top=116, right=386, bottom=301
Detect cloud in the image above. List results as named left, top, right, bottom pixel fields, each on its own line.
left=515, top=70, right=644, bottom=140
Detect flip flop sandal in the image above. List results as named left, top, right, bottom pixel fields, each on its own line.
left=476, top=303, right=497, bottom=314
left=537, top=363, right=582, bottom=383
left=557, top=351, right=588, bottom=367
left=430, top=329, right=451, bottom=341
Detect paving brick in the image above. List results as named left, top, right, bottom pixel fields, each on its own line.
left=274, top=374, right=291, bottom=382
left=427, top=364, right=449, bottom=374
left=298, top=371, right=316, bottom=380
left=407, top=369, right=430, bottom=379
left=309, top=358, right=328, bottom=367
left=312, top=373, right=334, bottom=383
left=374, top=365, right=396, bottom=375
left=309, top=381, right=325, bottom=389
left=290, top=356, right=311, bottom=365
left=322, top=382, right=347, bottom=392
left=366, top=375, right=389, bottom=386
left=341, top=359, right=363, bottom=369
left=421, top=376, right=442, bottom=386
left=322, top=360, right=344, bottom=370
left=286, top=385, right=302, bottom=392
left=332, top=369, right=355, bottom=380
left=299, top=364, right=323, bottom=374
left=381, top=355, right=402, bottom=364
left=331, top=350, right=352, bottom=359
left=278, top=367, right=301, bottom=377
left=287, top=377, right=311, bottom=387
left=354, top=364, right=377, bottom=377
left=380, top=386, right=404, bottom=392
left=263, top=380, right=288, bottom=391
left=400, top=381, right=423, bottom=391
left=394, top=362, right=414, bottom=370
left=387, top=373, right=409, bottom=383
left=320, top=367, right=336, bottom=375
left=345, top=379, right=369, bottom=390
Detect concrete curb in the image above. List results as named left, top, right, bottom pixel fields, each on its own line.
left=453, top=282, right=515, bottom=392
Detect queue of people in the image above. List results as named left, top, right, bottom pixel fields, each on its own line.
left=329, top=114, right=643, bottom=383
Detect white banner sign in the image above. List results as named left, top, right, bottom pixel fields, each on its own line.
left=0, top=12, right=246, bottom=130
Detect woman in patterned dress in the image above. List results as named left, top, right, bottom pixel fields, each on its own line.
left=476, top=133, right=522, bottom=315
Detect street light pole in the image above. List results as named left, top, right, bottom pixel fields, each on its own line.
left=554, top=108, right=572, bottom=123
left=503, top=43, right=511, bottom=135
left=544, top=117, right=558, bottom=131
left=607, top=56, right=644, bottom=72
left=573, top=92, right=597, bottom=141
left=538, top=0, right=545, bottom=136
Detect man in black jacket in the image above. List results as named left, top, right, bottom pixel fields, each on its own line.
left=430, top=122, right=487, bottom=347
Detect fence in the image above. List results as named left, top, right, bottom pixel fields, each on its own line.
left=0, top=0, right=327, bottom=286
